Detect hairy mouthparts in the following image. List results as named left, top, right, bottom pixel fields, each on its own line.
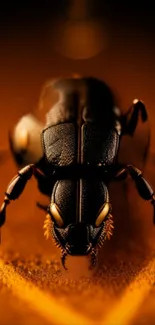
left=43, top=214, right=114, bottom=270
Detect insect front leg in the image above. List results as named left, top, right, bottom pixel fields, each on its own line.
left=122, top=99, right=148, bottom=136
left=115, top=164, right=155, bottom=223
left=0, top=164, right=43, bottom=227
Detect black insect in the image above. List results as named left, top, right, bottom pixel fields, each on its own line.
left=0, top=77, right=154, bottom=269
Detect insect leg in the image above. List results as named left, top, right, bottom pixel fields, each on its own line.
left=122, top=99, right=148, bottom=136
left=115, top=164, right=155, bottom=223
left=120, top=164, right=155, bottom=224
left=0, top=164, right=44, bottom=227
left=126, top=165, right=154, bottom=199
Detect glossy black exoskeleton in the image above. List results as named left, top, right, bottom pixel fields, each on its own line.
left=0, top=77, right=154, bottom=269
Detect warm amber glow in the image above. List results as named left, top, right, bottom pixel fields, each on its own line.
left=102, top=258, right=155, bottom=325
left=1, top=18, right=155, bottom=324
left=0, top=259, right=92, bottom=325
left=14, top=128, right=28, bottom=150
left=53, top=19, right=107, bottom=60
left=72, top=74, right=81, bottom=79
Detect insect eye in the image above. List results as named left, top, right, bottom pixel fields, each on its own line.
left=95, top=202, right=111, bottom=227
left=50, top=203, right=64, bottom=227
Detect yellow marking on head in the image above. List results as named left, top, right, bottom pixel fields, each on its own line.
left=50, top=203, right=64, bottom=227
left=95, top=203, right=111, bottom=227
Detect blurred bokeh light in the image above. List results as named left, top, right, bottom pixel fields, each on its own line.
left=53, top=19, right=107, bottom=60
left=52, top=0, right=107, bottom=59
